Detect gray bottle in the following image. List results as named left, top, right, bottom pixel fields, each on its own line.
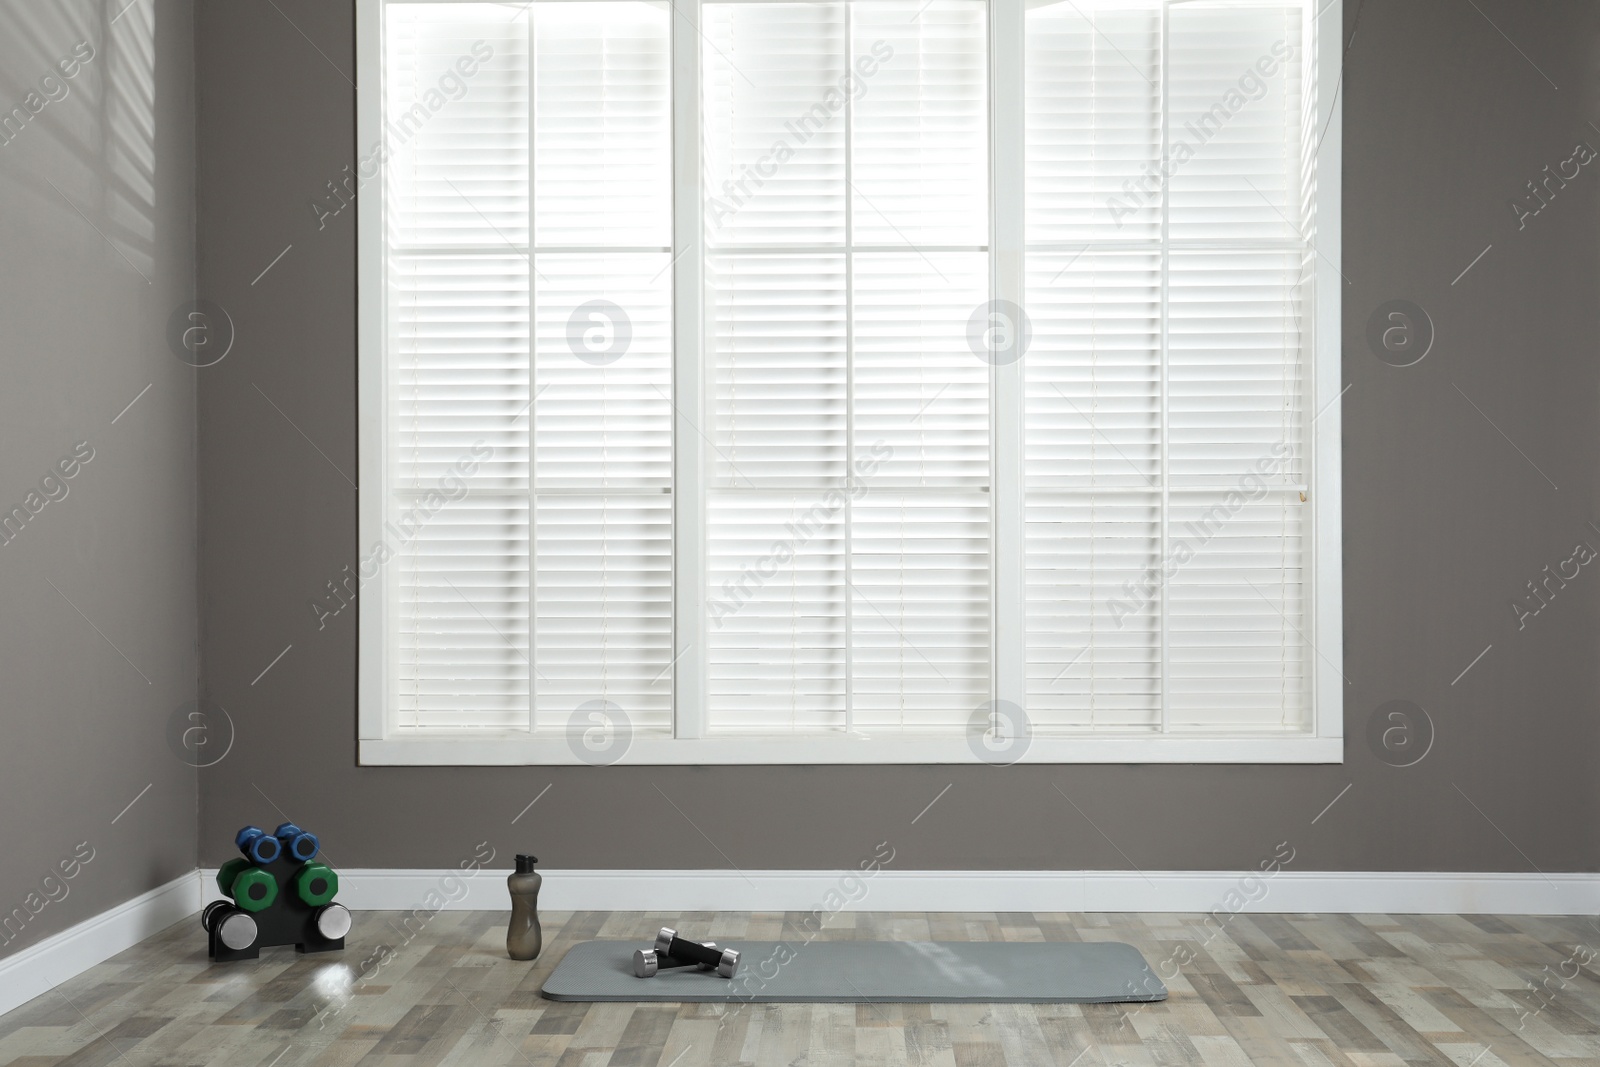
left=506, top=854, right=542, bottom=961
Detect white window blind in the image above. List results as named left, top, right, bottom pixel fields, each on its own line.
left=383, top=1, right=674, bottom=733
left=386, top=4, right=530, bottom=730
left=360, top=0, right=1339, bottom=762
left=1023, top=0, right=1310, bottom=733
left=703, top=0, right=991, bottom=733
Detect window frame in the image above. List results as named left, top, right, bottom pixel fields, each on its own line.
left=355, top=0, right=1344, bottom=766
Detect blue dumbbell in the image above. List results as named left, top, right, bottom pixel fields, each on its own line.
left=274, top=822, right=320, bottom=863
left=235, top=825, right=281, bottom=864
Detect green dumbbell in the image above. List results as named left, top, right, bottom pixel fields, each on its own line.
left=231, top=867, right=278, bottom=912
left=216, top=858, right=251, bottom=896
left=296, top=863, right=339, bottom=907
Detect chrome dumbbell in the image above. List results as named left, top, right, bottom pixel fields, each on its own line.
left=314, top=902, right=352, bottom=940
left=200, top=899, right=259, bottom=951
left=652, top=926, right=739, bottom=978
left=633, top=939, right=719, bottom=978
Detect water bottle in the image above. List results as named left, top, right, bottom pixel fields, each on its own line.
left=506, top=854, right=542, bottom=960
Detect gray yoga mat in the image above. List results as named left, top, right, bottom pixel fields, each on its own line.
left=541, top=940, right=1167, bottom=1003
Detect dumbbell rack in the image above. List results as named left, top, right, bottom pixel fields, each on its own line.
left=206, top=823, right=347, bottom=963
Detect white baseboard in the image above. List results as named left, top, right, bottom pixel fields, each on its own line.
left=201, top=867, right=1600, bottom=917
left=0, top=872, right=201, bottom=1019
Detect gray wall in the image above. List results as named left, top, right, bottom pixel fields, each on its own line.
left=196, top=0, right=1600, bottom=873
left=0, top=0, right=198, bottom=959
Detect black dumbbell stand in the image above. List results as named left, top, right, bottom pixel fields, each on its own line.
left=209, top=853, right=345, bottom=962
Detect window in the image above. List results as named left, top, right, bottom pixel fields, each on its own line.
left=356, top=0, right=1342, bottom=764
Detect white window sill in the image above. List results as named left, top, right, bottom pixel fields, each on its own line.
left=359, top=732, right=1343, bottom=766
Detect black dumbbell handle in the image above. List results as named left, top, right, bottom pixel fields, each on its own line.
left=664, top=933, right=722, bottom=969
left=656, top=949, right=700, bottom=970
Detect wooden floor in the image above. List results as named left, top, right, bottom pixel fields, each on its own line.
left=1, top=909, right=1598, bottom=1066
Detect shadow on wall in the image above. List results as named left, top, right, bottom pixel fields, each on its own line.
left=0, top=0, right=157, bottom=280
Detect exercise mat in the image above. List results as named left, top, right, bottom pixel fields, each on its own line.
left=541, top=940, right=1167, bottom=1003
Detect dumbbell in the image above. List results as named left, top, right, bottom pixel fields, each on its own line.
left=313, top=903, right=352, bottom=940
left=654, top=927, right=739, bottom=978
left=632, top=941, right=719, bottom=978
left=653, top=931, right=721, bottom=972
left=274, top=822, right=320, bottom=863
left=200, top=899, right=230, bottom=931
left=216, top=858, right=251, bottom=896
left=230, top=867, right=278, bottom=912
left=201, top=900, right=259, bottom=951
left=235, top=825, right=281, bottom=865
left=295, top=862, right=339, bottom=906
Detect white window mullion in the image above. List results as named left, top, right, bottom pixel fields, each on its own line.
left=1311, top=0, right=1342, bottom=743
left=1157, top=0, right=1171, bottom=734
left=843, top=0, right=856, bottom=734
left=991, top=0, right=1025, bottom=717
left=357, top=0, right=385, bottom=741
left=526, top=7, right=538, bottom=735
left=672, top=0, right=707, bottom=738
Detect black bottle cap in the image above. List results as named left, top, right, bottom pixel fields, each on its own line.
left=515, top=854, right=538, bottom=873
